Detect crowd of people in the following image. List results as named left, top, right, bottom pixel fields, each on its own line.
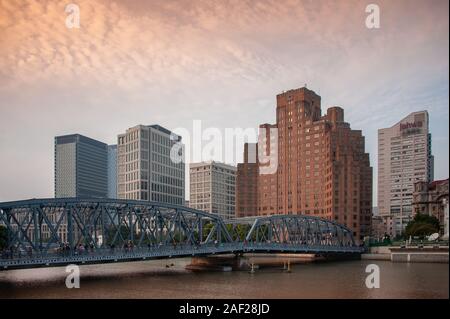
left=1, top=239, right=226, bottom=260
left=1, top=245, right=33, bottom=259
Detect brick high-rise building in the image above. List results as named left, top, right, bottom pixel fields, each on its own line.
left=236, top=87, right=372, bottom=241
left=236, top=143, right=258, bottom=217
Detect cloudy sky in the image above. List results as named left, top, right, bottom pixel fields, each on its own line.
left=0, top=0, right=448, bottom=203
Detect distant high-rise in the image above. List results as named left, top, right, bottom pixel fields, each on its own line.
left=236, top=87, right=373, bottom=241
left=117, top=125, right=185, bottom=205
left=189, top=161, right=236, bottom=220
left=236, top=143, right=258, bottom=217
left=378, top=111, right=434, bottom=237
left=107, top=144, right=118, bottom=199
left=55, top=134, right=108, bottom=198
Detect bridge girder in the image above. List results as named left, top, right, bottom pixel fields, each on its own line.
left=0, top=199, right=361, bottom=269
left=241, top=214, right=356, bottom=248
left=0, top=198, right=232, bottom=256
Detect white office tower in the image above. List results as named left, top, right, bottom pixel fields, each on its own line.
left=117, top=125, right=185, bottom=205
left=378, top=111, right=434, bottom=237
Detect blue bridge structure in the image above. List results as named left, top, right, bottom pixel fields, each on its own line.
left=0, top=198, right=363, bottom=270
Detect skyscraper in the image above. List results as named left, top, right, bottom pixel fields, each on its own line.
left=54, top=134, right=108, bottom=198
left=236, top=87, right=372, bottom=241
left=236, top=143, right=258, bottom=217
left=107, top=144, right=118, bottom=199
left=189, top=161, right=236, bottom=220
left=378, top=111, right=434, bottom=237
left=117, top=124, right=185, bottom=205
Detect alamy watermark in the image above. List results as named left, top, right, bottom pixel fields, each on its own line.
left=65, top=264, right=80, bottom=288
left=65, top=3, right=80, bottom=29
left=169, top=120, right=278, bottom=174
left=365, top=4, right=380, bottom=29
left=365, top=264, right=380, bottom=289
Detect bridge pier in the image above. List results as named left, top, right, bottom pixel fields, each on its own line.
left=186, top=255, right=242, bottom=272
left=318, top=252, right=362, bottom=262
left=185, top=253, right=334, bottom=272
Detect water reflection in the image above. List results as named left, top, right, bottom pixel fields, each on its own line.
left=0, top=259, right=447, bottom=299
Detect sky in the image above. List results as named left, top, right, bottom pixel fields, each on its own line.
left=0, top=0, right=448, bottom=203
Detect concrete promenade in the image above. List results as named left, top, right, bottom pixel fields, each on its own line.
left=362, top=246, right=449, bottom=263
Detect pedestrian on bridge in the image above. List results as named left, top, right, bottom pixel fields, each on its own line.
left=129, top=241, right=134, bottom=252
left=78, top=244, right=85, bottom=255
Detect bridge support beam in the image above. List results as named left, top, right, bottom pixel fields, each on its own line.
left=0, top=198, right=363, bottom=271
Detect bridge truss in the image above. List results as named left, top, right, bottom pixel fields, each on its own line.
left=0, top=198, right=363, bottom=270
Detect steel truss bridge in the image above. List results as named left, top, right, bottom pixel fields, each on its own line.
left=0, top=199, right=363, bottom=270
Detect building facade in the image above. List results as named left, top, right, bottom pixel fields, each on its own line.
left=378, top=111, right=434, bottom=237
left=107, top=144, right=118, bottom=199
left=371, top=215, right=388, bottom=240
left=412, top=179, right=449, bottom=237
left=189, top=161, right=236, bottom=220
left=236, top=87, right=372, bottom=241
left=117, top=125, right=185, bottom=205
left=236, top=143, right=258, bottom=217
left=55, top=134, right=108, bottom=198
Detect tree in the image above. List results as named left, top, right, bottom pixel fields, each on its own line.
left=405, top=213, right=440, bottom=239
left=105, top=225, right=139, bottom=246
left=235, top=224, right=251, bottom=241
left=0, top=225, right=7, bottom=250
left=203, top=222, right=215, bottom=239
left=225, top=224, right=250, bottom=241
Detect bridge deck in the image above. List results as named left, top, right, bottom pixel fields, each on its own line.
left=0, top=243, right=363, bottom=270
left=0, top=198, right=364, bottom=271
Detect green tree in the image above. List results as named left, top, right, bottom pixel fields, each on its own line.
left=172, top=230, right=187, bottom=243
left=105, top=225, right=139, bottom=245
left=235, top=224, right=251, bottom=241
left=405, top=213, right=440, bottom=239
left=203, top=222, right=215, bottom=239
left=224, top=224, right=253, bottom=241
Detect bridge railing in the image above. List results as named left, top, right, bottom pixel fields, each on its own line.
left=242, top=242, right=364, bottom=253
left=0, top=242, right=245, bottom=269
left=0, top=242, right=239, bottom=260
left=0, top=199, right=363, bottom=270
left=1, top=241, right=364, bottom=265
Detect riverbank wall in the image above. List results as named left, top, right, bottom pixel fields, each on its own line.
left=361, top=246, right=448, bottom=263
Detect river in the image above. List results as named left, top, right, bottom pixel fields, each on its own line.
left=0, top=258, right=448, bottom=299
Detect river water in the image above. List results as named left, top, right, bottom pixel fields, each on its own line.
left=0, top=258, right=448, bottom=299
